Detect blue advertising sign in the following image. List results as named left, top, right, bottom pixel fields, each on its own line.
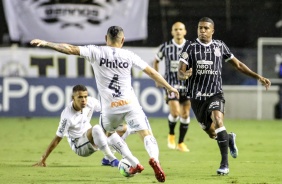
left=0, top=77, right=174, bottom=117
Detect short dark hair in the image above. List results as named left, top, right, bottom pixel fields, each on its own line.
left=107, top=26, right=124, bottom=40
left=199, top=17, right=214, bottom=26
left=72, top=85, right=87, bottom=93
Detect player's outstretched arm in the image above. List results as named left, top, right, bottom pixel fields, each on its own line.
left=30, top=39, right=80, bottom=55
left=229, top=57, right=271, bottom=90
left=152, top=59, right=162, bottom=87
left=143, top=66, right=179, bottom=98
left=33, top=135, right=62, bottom=167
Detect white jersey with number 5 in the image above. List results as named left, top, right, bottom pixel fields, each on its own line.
left=79, top=45, right=148, bottom=114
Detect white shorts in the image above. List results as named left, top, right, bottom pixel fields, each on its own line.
left=99, top=108, right=151, bottom=133
left=68, top=131, right=98, bottom=157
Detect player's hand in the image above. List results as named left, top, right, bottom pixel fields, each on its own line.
left=258, top=77, right=271, bottom=90
left=183, top=68, right=192, bottom=80
left=167, top=87, right=179, bottom=99
left=32, top=160, right=46, bottom=167
left=30, top=39, right=47, bottom=47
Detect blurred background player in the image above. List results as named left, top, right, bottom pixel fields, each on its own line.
left=153, top=22, right=191, bottom=152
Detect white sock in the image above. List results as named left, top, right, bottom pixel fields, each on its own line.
left=92, top=125, right=116, bottom=162
left=144, top=135, right=159, bottom=163
left=108, top=132, right=139, bottom=167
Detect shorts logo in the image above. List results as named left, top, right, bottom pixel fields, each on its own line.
left=209, top=101, right=220, bottom=109
left=198, top=122, right=206, bottom=129
left=128, top=119, right=140, bottom=129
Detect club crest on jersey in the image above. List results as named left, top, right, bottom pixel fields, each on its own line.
left=214, top=47, right=221, bottom=57
left=181, top=52, right=188, bottom=59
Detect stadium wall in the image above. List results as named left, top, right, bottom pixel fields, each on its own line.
left=0, top=77, right=278, bottom=119
left=0, top=47, right=279, bottom=119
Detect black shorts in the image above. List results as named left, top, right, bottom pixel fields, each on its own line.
left=191, top=93, right=225, bottom=131
left=165, top=88, right=189, bottom=104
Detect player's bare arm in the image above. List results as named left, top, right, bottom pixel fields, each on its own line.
left=177, top=61, right=192, bottom=80
left=30, top=39, right=80, bottom=55
left=229, top=57, right=271, bottom=90
left=143, top=66, right=179, bottom=98
left=33, top=136, right=62, bottom=167
left=153, top=59, right=162, bottom=87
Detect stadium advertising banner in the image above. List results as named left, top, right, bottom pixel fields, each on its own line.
left=0, top=47, right=160, bottom=78
left=0, top=77, right=169, bottom=117
left=3, top=0, right=148, bottom=44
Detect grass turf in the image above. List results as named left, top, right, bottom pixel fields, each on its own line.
left=0, top=117, right=281, bottom=184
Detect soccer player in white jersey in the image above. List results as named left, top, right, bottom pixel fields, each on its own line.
left=30, top=26, right=179, bottom=182
left=33, top=85, right=119, bottom=167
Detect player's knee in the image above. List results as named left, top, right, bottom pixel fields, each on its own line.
left=137, top=129, right=151, bottom=138
left=208, top=134, right=216, bottom=139
left=168, top=114, right=179, bottom=122
left=180, top=117, right=190, bottom=124
left=205, top=129, right=216, bottom=139
left=92, top=124, right=103, bottom=137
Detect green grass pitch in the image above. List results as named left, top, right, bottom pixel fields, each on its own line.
left=0, top=117, right=281, bottom=184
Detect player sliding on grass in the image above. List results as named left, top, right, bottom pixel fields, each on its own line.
left=178, top=17, right=271, bottom=175
left=33, top=85, right=119, bottom=167
left=30, top=26, right=179, bottom=182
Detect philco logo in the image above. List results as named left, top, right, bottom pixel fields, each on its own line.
left=111, top=99, right=132, bottom=108
left=100, top=58, right=129, bottom=68
left=35, top=0, right=124, bottom=28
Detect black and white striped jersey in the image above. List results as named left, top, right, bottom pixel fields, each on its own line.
left=179, top=38, right=234, bottom=100
left=155, top=39, right=190, bottom=91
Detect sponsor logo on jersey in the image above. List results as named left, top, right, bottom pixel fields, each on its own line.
left=196, top=92, right=214, bottom=97
left=59, top=118, right=67, bottom=134
left=196, top=60, right=218, bottom=75
left=87, top=109, right=93, bottom=118
left=100, top=58, right=129, bottom=68
left=111, top=99, right=132, bottom=108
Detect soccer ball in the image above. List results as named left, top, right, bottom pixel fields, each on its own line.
left=118, top=158, right=134, bottom=177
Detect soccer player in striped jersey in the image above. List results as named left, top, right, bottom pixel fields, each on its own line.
left=30, top=26, right=179, bottom=182
left=32, top=85, right=119, bottom=167
left=153, top=22, right=191, bottom=152
left=178, top=17, right=271, bottom=175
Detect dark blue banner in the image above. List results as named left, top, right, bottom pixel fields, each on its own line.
left=0, top=77, right=176, bottom=117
